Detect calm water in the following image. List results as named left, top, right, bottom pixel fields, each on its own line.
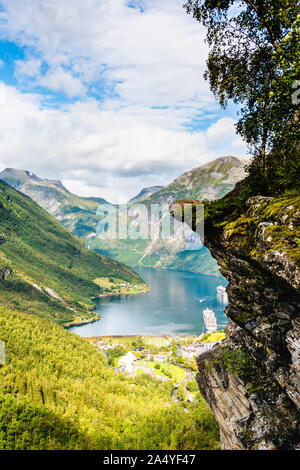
left=69, top=267, right=228, bottom=337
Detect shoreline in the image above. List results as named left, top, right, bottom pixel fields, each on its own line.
left=63, top=314, right=100, bottom=329
left=64, top=284, right=150, bottom=329
left=86, top=333, right=173, bottom=339
left=94, top=286, right=150, bottom=299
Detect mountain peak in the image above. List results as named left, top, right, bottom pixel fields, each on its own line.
left=129, top=185, right=163, bottom=203
left=0, top=168, right=68, bottom=193
left=1, top=167, right=37, bottom=179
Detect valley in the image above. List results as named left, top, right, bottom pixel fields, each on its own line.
left=0, top=172, right=224, bottom=450
left=0, top=0, right=298, bottom=454
left=0, top=180, right=147, bottom=326
left=0, top=156, right=249, bottom=276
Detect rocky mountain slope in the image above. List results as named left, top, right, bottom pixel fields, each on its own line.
left=129, top=185, right=163, bottom=203
left=89, top=156, right=249, bottom=274
left=144, top=156, right=249, bottom=206
left=1, top=156, right=249, bottom=275
left=170, top=185, right=300, bottom=449
left=0, top=180, right=147, bottom=326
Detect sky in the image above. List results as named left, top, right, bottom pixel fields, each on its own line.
left=0, top=0, right=247, bottom=203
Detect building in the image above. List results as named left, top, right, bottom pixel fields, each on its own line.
left=153, top=353, right=169, bottom=363
left=97, top=342, right=115, bottom=351
left=118, top=351, right=137, bottom=374
left=177, top=342, right=216, bottom=360
left=147, top=353, right=169, bottom=363
left=203, top=308, right=217, bottom=332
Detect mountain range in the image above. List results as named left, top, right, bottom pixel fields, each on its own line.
left=0, top=179, right=146, bottom=326
left=0, top=155, right=249, bottom=275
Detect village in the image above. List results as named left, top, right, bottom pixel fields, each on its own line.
left=87, top=331, right=225, bottom=404
left=93, top=277, right=150, bottom=296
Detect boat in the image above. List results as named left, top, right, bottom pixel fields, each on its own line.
left=217, top=285, right=228, bottom=304
left=203, top=308, right=217, bottom=332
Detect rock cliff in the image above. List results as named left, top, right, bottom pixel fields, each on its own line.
left=170, top=185, right=300, bottom=449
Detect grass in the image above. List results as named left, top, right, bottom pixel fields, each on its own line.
left=200, top=331, right=226, bottom=343
left=136, top=361, right=186, bottom=382
left=93, top=277, right=149, bottom=295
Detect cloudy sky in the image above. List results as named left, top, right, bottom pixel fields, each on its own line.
left=0, top=0, right=247, bottom=202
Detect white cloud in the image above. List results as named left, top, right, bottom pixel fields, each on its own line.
left=0, top=82, right=247, bottom=202
left=0, top=1, right=248, bottom=202
left=0, top=59, right=4, bottom=68
left=39, top=67, right=86, bottom=97
left=0, top=0, right=213, bottom=114
left=14, top=57, right=41, bottom=80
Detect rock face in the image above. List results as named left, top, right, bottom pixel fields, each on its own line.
left=171, top=188, right=300, bottom=449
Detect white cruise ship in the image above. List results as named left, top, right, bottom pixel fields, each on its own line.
left=203, top=308, right=217, bottom=332
left=217, top=285, right=228, bottom=304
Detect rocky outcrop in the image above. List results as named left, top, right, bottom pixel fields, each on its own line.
left=170, top=189, right=300, bottom=449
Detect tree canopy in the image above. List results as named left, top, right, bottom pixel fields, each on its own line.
left=185, top=0, right=300, bottom=194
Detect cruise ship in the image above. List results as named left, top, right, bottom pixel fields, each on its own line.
left=203, top=308, right=217, bottom=332
left=217, top=285, right=228, bottom=304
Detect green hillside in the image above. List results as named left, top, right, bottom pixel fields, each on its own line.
left=0, top=307, right=219, bottom=450
left=0, top=168, right=110, bottom=239
left=0, top=180, right=147, bottom=325
left=89, top=156, right=248, bottom=274
left=0, top=157, right=248, bottom=275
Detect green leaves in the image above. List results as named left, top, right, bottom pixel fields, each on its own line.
left=185, top=0, right=300, bottom=194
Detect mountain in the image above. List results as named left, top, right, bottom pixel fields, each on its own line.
left=0, top=179, right=147, bottom=325
left=0, top=168, right=111, bottom=238
left=129, top=186, right=163, bottom=204
left=141, top=156, right=250, bottom=206
left=89, top=156, right=250, bottom=274
left=1, top=156, right=249, bottom=275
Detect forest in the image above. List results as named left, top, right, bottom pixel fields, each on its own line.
left=0, top=307, right=219, bottom=450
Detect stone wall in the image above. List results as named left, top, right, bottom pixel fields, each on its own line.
left=171, top=191, right=300, bottom=449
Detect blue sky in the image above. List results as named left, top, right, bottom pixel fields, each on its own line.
left=0, top=0, right=246, bottom=202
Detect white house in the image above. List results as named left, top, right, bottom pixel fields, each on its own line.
left=147, top=353, right=169, bottom=363
left=178, top=343, right=216, bottom=360
left=118, top=351, right=137, bottom=374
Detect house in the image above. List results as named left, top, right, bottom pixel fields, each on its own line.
left=118, top=351, right=137, bottom=374
left=177, top=342, right=216, bottom=360
left=147, top=353, right=169, bottom=363
left=97, top=343, right=114, bottom=351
